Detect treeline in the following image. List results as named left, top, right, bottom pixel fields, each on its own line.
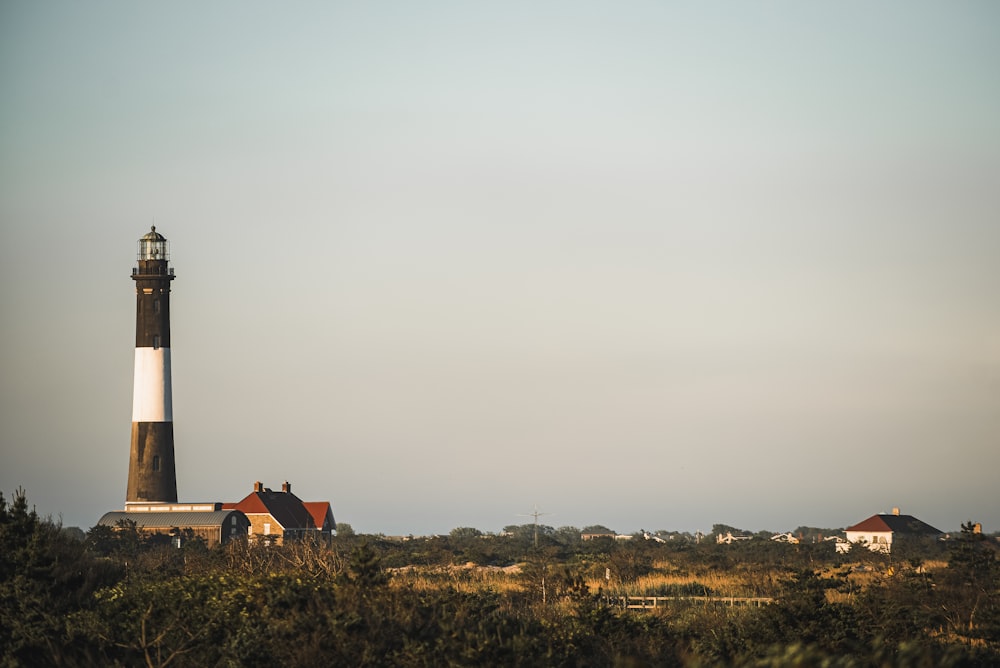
left=2, top=488, right=998, bottom=666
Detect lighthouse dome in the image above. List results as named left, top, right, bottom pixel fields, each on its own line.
left=141, top=226, right=166, bottom=242
left=138, top=226, right=169, bottom=261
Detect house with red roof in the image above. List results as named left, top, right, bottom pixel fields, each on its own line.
left=223, top=481, right=335, bottom=545
left=844, top=507, right=942, bottom=553
left=304, top=501, right=336, bottom=535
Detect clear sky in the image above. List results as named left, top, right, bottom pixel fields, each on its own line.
left=1, top=2, right=998, bottom=536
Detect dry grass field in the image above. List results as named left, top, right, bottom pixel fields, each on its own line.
left=389, top=562, right=525, bottom=595
left=389, top=555, right=956, bottom=605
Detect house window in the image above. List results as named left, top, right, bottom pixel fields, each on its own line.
left=152, top=455, right=160, bottom=472
left=263, top=523, right=271, bottom=535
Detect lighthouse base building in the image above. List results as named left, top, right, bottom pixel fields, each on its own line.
left=97, top=505, right=251, bottom=548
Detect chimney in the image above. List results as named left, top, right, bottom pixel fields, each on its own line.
left=892, top=507, right=900, bottom=516
left=282, top=481, right=291, bottom=493
left=254, top=481, right=263, bottom=493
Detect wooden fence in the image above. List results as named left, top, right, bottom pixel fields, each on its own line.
left=608, top=595, right=774, bottom=610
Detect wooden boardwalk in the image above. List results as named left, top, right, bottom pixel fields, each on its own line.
left=609, top=595, right=774, bottom=610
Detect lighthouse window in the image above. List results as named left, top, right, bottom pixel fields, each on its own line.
left=153, top=335, right=160, bottom=350
left=153, top=300, right=160, bottom=314
left=152, top=455, right=160, bottom=472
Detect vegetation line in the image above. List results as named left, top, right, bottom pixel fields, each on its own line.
left=2, top=489, right=998, bottom=666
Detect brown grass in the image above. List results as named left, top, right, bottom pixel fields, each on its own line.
left=388, top=563, right=524, bottom=594
left=820, top=558, right=949, bottom=604
left=386, top=558, right=953, bottom=603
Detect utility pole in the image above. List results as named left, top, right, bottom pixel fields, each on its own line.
left=518, top=505, right=550, bottom=549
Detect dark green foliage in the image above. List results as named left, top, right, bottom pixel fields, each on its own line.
left=3, top=490, right=999, bottom=666
left=449, top=526, right=482, bottom=540
left=607, top=542, right=655, bottom=584
left=347, top=540, right=389, bottom=587
left=581, top=524, right=616, bottom=535
left=938, top=521, right=1000, bottom=642
left=0, top=488, right=121, bottom=666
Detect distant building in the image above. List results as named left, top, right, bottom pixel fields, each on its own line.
left=770, top=532, right=799, bottom=544
left=844, top=507, right=942, bottom=553
left=717, top=532, right=752, bottom=545
left=223, top=481, right=334, bottom=544
left=825, top=535, right=853, bottom=553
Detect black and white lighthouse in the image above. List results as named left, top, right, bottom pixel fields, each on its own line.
left=126, top=226, right=178, bottom=504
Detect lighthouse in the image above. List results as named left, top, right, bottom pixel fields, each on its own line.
left=97, top=226, right=332, bottom=545
left=126, top=226, right=178, bottom=504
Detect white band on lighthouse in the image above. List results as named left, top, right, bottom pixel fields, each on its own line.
left=132, top=347, right=173, bottom=422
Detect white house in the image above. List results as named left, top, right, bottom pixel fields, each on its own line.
left=717, top=531, right=752, bottom=545
left=843, top=508, right=942, bottom=553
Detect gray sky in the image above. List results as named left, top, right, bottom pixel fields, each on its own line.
left=1, top=1, right=998, bottom=535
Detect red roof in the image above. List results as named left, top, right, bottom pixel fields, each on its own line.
left=303, top=501, right=335, bottom=531
left=224, top=486, right=317, bottom=531
left=846, top=513, right=942, bottom=535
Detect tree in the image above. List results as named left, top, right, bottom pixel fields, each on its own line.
left=502, top=523, right=555, bottom=551
left=0, top=488, right=121, bottom=664
left=607, top=542, right=654, bottom=587
left=939, top=521, right=1000, bottom=640
left=449, top=526, right=482, bottom=541
left=347, top=541, right=388, bottom=588
left=553, top=526, right=582, bottom=548
left=581, top=525, right=615, bottom=535
left=86, top=519, right=143, bottom=560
